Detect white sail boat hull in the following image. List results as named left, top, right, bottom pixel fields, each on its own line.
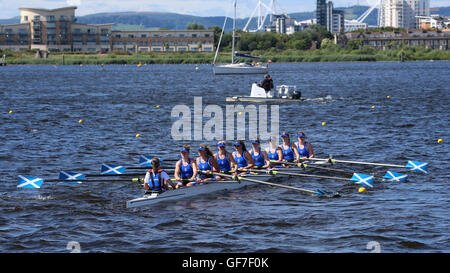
left=213, top=63, right=268, bottom=75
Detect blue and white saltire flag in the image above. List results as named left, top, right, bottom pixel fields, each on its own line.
left=383, top=171, right=408, bottom=182
left=59, top=171, right=85, bottom=184
left=101, top=164, right=126, bottom=175
left=139, top=155, right=153, bottom=167
left=350, top=173, right=374, bottom=188
left=405, top=161, right=428, bottom=174
left=17, top=175, right=44, bottom=189
left=59, top=171, right=86, bottom=180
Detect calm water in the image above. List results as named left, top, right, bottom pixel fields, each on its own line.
left=0, top=62, right=449, bottom=253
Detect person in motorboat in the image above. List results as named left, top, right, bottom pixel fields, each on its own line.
left=294, top=131, right=315, bottom=162
left=260, top=74, right=274, bottom=94
left=280, top=132, right=296, bottom=164
left=144, top=157, right=176, bottom=193
left=196, top=144, right=221, bottom=182
left=266, top=136, right=283, bottom=168
left=250, top=137, right=270, bottom=169
left=214, top=141, right=238, bottom=178
left=174, top=145, right=198, bottom=188
left=232, top=140, right=255, bottom=172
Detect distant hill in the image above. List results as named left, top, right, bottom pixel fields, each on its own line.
left=1, top=6, right=449, bottom=30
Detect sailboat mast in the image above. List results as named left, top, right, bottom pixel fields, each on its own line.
left=232, top=0, right=236, bottom=64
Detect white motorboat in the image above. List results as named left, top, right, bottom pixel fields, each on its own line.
left=226, top=83, right=304, bottom=103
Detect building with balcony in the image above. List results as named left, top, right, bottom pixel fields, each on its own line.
left=0, top=6, right=215, bottom=53
left=110, top=30, right=215, bottom=53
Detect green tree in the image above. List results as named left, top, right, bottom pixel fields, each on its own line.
left=186, top=22, right=206, bottom=30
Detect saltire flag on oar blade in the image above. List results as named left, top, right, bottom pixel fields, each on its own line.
left=139, top=155, right=153, bottom=167
left=350, top=173, right=374, bottom=188
left=17, top=175, right=44, bottom=189
left=59, top=171, right=85, bottom=184
left=101, top=164, right=126, bottom=175
left=383, top=171, right=408, bottom=182
left=405, top=161, right=428, bottom=174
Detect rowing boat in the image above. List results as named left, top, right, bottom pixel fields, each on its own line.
left=126, top=173, right=275, bottom=208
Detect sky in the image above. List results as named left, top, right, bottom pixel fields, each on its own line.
left=0, top=0, right=447, bottom=19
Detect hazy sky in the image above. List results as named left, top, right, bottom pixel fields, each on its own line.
left=0, top=0, right=446, bottom=19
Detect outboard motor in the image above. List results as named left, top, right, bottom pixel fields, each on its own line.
left=291, top=90, right=302, bottom=100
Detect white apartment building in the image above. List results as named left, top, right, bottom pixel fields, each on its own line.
left=379, top=0, right=430, bottom=29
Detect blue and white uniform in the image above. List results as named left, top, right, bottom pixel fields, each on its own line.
left=234, top=152, right=248, bottom=168
left=281, top=144, right=295, bottom=162
left=268, top=149, right=279, bottom=161
left=198, top=157, right=213, bottom=180
left=297, top=142, right=310, bottom=158
left=216, top=152, right=232, bottom=172
left=252, top=149, right=265, bottom=168
left=179, top=158, right=194, bottom=179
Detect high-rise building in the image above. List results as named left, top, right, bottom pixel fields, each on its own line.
left=326, top=2, right=345, bottom=33
left=379, top=0, right=430, bottom=29
left=317, top=0, right=327, bottom=27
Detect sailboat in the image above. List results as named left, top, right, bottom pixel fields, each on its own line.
left=213, top=0, right=269, bottom=75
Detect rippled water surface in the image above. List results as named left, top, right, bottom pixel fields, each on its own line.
left=0, top=62, right=449, bottom=252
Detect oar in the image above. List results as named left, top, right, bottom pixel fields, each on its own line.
left=274, top=161, right=408, bottom=182
left=17, top=175, right=143, bottom=189
left=246, top=168, right=376, bottom=188
left=307, top=157, right=428, bottom=173
left=200, top=171, right=340, bottom=197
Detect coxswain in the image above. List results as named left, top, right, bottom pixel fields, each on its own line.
left=174, top=145, right=198, bottom=188
left=280, top=132, right=295, bottom=162
left=294, top=131, right=315, bottom=161
left=214, top=141, right=238, bottom=176
left=250, top=137, right=270, bottom=169
left=196, top=144, right=221, bottom=182
left=266, top=136, right=283, bottom=167
left=232, top=140, right=255, bottom=172
left=144, top=157, right=176, bottom=192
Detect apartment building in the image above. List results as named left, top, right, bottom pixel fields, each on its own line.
left=379, top=0, right=430, bottom=29
left=110, top=30, right=215, bottom=53
left=0, top=6, right=215, bottom=53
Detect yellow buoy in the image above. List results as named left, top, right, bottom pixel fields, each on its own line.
left=358, top=187, right=366, bottom=193
left=437, top=139, right=443, bottom=143
left=137, top=62, right=142, bottom=67
left=386, top=95, right=391, bottom=99
left=321, top=122, right=327, bottom=126
left=9, top=110, right=13, bottom=114
left=136, top=133, right=141, bottom=138
left=78, top=119, right=83, bottom=124
left=371, top=105, right=376, bottom=109
left=195, top=66, right=199, bottom=71
left=156, top=105, right=160, bottom=109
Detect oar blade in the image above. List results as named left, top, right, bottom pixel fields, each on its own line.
left=17, top=175, right=44, bottom=189
left=101, top=164, right=126, bottom=175
left=59, top=171, right=86, bottom=181
left=405, top=161, right=428, bottom=174
left=316, top=189, right=340, bottom=198
left=383, top=171, right=408, bottom=182
left=139, top=155, right=153, bottom=167
left=350, top=173, right=374, bottom=188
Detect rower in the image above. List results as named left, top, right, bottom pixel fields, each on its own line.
left=266, top=136, right=283, bottom=167
left=174, top=145, right=198, bottom=188
left=294, top=131, right=315, bottom=162
left=232, top=140, right=255, bottom=172
left=250, top=137, right=270, bottom=169
left=196, top=144, right=221, bottom=182
left=214, top=141, right=238, bottom=176
left=144, top=158, right=176, bottom=193
left=280, top=132, right=296, bottom=162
